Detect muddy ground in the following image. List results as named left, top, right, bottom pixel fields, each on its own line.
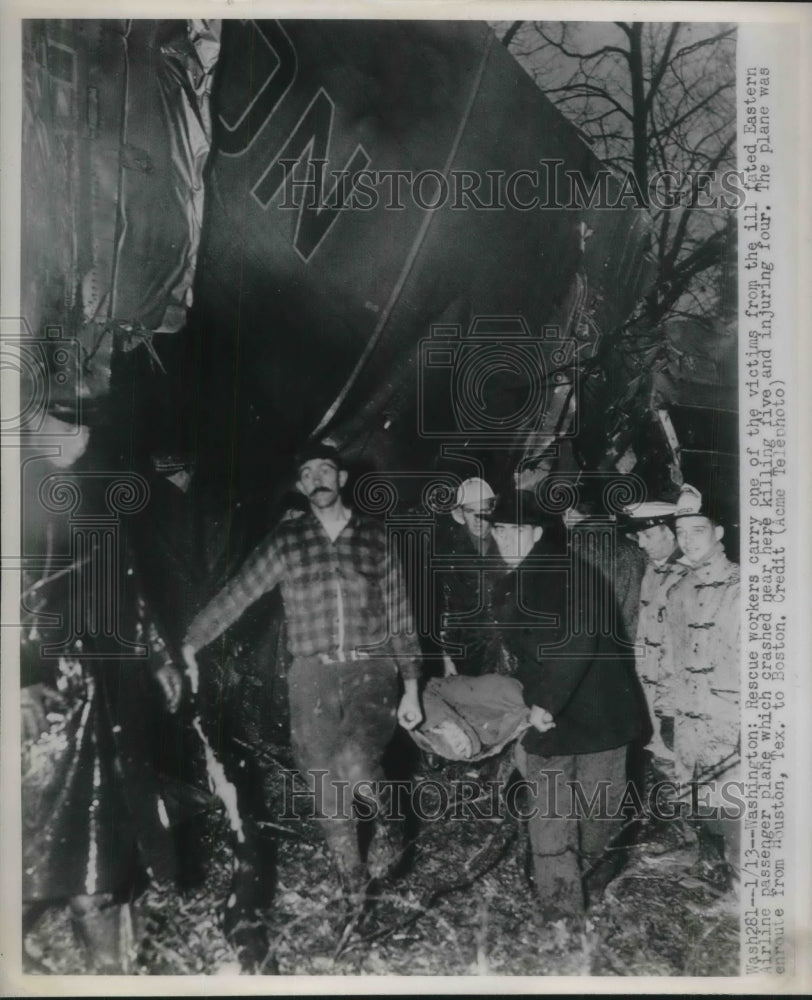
left=24, top=741, right=739, bottom=978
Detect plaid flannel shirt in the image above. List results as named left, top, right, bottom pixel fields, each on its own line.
left=184, top=511, right=421, bottom=679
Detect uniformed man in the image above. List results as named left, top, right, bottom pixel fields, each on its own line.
left=620, top=499, right=689, bottom=765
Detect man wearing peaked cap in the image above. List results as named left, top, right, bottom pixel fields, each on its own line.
left=620, top=496, right=689, bottom=767
left=672, top=482, right=731, bottom=567
left=620, top=500, right=677, bottom=532
left=668, top=484, right=741, bottom=883
left=293, top=438, right=343, bottom=473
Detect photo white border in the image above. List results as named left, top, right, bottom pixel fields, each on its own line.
left=1, top=2, right=810, bottom=995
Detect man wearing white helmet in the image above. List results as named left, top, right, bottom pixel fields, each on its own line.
left=668, top=484, right=740, bottom=882
left=451, top=477, right=498, bottom=547
left=437, top=477, right=510, bottom=677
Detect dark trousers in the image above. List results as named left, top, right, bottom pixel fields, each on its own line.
left=514, top=742, right=630, bottom=919
left=288, top=656, right=399, bottom=877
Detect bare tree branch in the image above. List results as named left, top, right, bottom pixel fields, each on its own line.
left=531, top=23, right=629, bottom=62
left=644, top=22, right=681, bottom=112
left=507, top=20, right=735, bottom=328
left=500, top=21, right=524, bottom=49
left=500, top=19, right=737, bottom=460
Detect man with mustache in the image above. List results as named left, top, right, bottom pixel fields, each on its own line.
left=182, top=442, right=422, bottom=908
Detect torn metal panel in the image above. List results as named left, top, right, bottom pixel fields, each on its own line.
left=21, top=19, right=221, bottom=410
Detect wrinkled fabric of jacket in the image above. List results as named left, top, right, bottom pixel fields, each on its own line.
left=635, top=553, right=690, bottom=719
left=667, top=541, right=740, bottom=785
left=435, top=518, right=511, bottom=676
left=493, top=531, right=650, bottom=757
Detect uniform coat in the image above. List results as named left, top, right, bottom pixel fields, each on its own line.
left=667, top=540, right=740, bottom=795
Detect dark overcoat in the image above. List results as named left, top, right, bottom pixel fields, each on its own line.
left=493, top=530, right=651, bottom=757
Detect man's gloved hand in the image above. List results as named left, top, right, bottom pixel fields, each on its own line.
left=529, top=705, right=556, bottom=734
left=397, top=688, right=423, bottom=731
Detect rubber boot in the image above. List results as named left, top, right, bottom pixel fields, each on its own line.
left=69, top=893, right=132, bottom=973
left=364, top=814, right=413, bottom=885
left=334, top=860, right=373, bottom=939
left=222, top=830, right=277, bottom=973
left=689, top=820, right=733, bottom=890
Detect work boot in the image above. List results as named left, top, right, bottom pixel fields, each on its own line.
left=224, top=916, right=276, bottom=974
left=686, top=821, right=735, bottom=893
left=337, top=861, right=372, bottom=905
left=221, top=833, right=276, bottom=973
left=532, top=901, right=585, bottom=932
left=69, top=893, right=133, bottom=974
left=173, top=817, right=209, bottom=893
left=333, top=861, right=375, bottom=938
left=583, top=850, right=626, bottom=907
left=366, top=820, right=413, bottom=884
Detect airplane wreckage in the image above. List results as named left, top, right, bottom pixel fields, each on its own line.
left=17, top=17, right=738, bottom=690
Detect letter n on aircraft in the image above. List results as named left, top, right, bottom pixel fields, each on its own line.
left=252, top=89, right=371, bottom=261
left=214, top=20, right=371, bottom=262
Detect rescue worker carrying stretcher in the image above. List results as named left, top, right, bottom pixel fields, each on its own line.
left=182, top=442, right=422, bottom=913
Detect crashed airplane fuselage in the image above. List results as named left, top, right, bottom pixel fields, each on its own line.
left=20, top=18, right=653, bottom=502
